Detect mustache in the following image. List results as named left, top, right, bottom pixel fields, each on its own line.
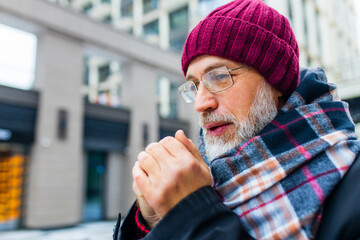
left=199, top=111, right=237, bottom=127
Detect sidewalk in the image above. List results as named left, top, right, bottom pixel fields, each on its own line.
left=0, top=221, right=116, bottom=240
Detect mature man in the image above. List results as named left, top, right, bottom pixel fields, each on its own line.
left=113, top=0, right=360, bottom=239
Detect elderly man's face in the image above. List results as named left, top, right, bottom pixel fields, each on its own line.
left=186, top=55, right=283, bottom=160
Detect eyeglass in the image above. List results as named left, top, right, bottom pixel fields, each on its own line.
left=178, top=66, right=246, bottom=103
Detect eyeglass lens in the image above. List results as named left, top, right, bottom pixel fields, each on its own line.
left=179, top=66, right=233, bottom=103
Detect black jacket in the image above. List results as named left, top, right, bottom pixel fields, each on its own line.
left=113, top=153, right=360, bottom=240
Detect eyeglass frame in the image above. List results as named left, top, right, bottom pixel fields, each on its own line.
left=178, top=66, right=247, bottom=103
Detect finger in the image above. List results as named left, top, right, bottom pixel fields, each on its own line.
left=133, top=181, right=142, bottom=198
left=159, top=136, right=189, bottom=160
left=137, top=151, right=161, bottom=177
left=145, top=142, right=173, bottom=167
left=133, top=181, right=148, bottom=210
left=175, top=130, right=203, bottom=161
left=133, top=181, right=142, bottom=208
left=132, top=161, right=151, bottom=195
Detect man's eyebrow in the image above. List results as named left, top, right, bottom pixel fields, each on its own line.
left=185, top=63, right=229, bottom=81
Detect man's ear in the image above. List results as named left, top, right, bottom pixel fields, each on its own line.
left=275, top=89, right=283, bottom=98
left=274, top=89, right=285, bottom=111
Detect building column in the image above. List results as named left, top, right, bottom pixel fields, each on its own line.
left=25, top=29, right=84, bottom=228
left=159, top=9, right=170, bottom=49
left=133, top=0, right=144, bottom=37
left=104, top=151, right=130, bottom=219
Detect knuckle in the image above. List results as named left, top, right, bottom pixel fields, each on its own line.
left=137, top=151, right=150, bottom=164
left=132, top=181, right=137, bottom=191
left=133, top=172, right=142, bottom=182
left=145, top=142, right=159, bottom=152
left=160, top=136, right=174, bottom=145
left=137, top=151, right=145, bottom=160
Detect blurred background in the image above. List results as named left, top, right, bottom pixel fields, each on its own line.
left=0, top=0, right=359, bottom=238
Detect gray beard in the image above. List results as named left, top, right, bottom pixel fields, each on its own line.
left=200, top=80, right=279, bottom=161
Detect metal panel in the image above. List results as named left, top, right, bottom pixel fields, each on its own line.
left=84, top=103, right=130, bottom=152
left=0, top=85, right=38, bottom=107
left=0, top=86, right=38, bottom=144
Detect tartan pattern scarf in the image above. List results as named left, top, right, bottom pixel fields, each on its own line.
left=198, top=68, right=360, bottom=239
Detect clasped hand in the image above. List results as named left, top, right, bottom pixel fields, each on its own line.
left=132, top=130, right=212, bottom=229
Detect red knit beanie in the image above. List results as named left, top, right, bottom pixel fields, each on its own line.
left=181, top=0, right=300, bottom=97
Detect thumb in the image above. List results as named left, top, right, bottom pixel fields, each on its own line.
left=175, top=130, right=205, bottom=165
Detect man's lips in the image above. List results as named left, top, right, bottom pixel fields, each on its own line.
left=203, top=122, right=232, bottom=136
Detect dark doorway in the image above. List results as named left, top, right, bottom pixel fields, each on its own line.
left=83, top=151, right=107, bottom=221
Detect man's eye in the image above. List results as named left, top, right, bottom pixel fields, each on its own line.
left=215, top=74, right=229, bottom=80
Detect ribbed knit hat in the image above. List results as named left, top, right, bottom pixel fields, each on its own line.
left=181, top=0, right=300, bottom=97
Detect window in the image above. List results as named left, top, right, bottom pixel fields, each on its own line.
left=157, top=77, right=178, bottom=119
left=82, top=2, right=93, bottom=14
left=84, top=56, right=122, bottom=108
left=169, top=6, right=189, bottom=51
left=143, top=19, right=159, bottom=36
left=98, top=64, right=110, bottom=83
left=0, top=23, right=37, bottom=90
left=170, top=36, right=187, bottom=51
left=121, top=0, right=133, bottom=17
left=197, top=0, right=229, bottom=16
left=170, top=6, right=188, bottom=30
left=0, top=152, right=26, bottom=230
left=143, top=19, right=160, bottom=44
left=143, top=0, right=158, bottom=14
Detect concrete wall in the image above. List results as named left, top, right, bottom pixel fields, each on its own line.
left=105, top=152, right=130, bottom=219
left=26, top=29, right=84, bottom=228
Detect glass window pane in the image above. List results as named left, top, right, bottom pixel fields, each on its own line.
left=83, top=55, right=122, bottom=108
left=169, top=6, right=188, bottom=51
left=197, top=0, right=229, bottom=16
left=143, top=19, right=159, bottom=36
left=157, top=77, right=178, bottom=119
left=170, top=36, right=187, bottom=51
left=169, top=6, right=188, bottom=30
left=0, top=24, right=37, bottom=90
left=121, top=0, right=133, bottom=17
left=143, top=0, right=158, bottom=14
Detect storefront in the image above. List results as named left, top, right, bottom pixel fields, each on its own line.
left=0, top=86, right=38, bottom=230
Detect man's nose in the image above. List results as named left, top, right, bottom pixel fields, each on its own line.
left=194, top=82, right=218, bottom=113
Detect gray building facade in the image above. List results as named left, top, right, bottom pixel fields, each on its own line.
left=0, top=0, right=198, bottom=229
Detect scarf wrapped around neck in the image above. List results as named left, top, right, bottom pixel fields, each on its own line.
left=198, top=68, right=360, bottom=239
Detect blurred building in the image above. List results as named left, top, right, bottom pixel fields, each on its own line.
left=0, top=0, right=359, bottom=231
left=0, top=0, right=198, bottom=230
left=47, top=0, right=230, bottom=51
left=50, top=0, right=360, bottom=125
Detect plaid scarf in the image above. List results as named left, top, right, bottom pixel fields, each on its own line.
left=198, top=68, right=360, bottom=239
